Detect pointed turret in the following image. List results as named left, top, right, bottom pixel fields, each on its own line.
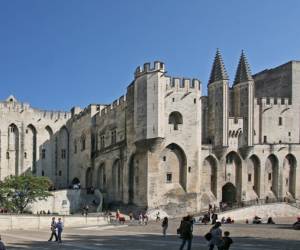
left=208, top=49, right=229, bottom=84
left=234, top=50, right=253, bottom=85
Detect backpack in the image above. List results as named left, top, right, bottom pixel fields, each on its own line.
left=204, top=232, right=212, bottom=241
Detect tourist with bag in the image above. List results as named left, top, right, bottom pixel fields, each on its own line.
left=208, top=221, right=223, bottom=250
left=178, top=215, right=193, bottom=250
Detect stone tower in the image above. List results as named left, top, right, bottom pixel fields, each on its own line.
left=233, top=51, right=254, bottom=146
left=208, top=49, right=229, bottom=147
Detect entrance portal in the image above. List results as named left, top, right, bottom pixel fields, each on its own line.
left=222, top=182, right=236, bottom=206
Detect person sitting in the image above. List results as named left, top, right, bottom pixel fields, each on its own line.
left=253, top=215, right=262, bottom=224
left=226, top=217, right=232, bottom=224
left=267, top=217, right=275, bottom=224
left=293, top=217, right=300, bottom=230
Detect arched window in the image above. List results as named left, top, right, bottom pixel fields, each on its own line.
left=168, top=111, right=183, bottom=130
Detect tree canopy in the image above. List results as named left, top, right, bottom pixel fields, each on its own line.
left=0, top=175, right=52, bottom=213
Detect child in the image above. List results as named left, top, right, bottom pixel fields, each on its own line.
left=222, top=231, right=233, bottom=250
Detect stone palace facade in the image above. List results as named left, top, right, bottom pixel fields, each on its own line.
left=1, top=50, right=300, bottom=214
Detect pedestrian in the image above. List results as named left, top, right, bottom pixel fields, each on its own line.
left=156, top=211, right=161, bottom=222
left=0, top=235, right=6, bottom=250
left=208, top=221, right=223, bottom=250
left=222, top=231, right=233, bottom=250
left=56, top=218, right=64, bottom=243
left=129, top=211, right=133, bottom=221
left=211, top=213, right=218, bottom=224
left=179, top=215, right=193, bottom=250
left=85, top=205, right=89, bottom=216
left=139, top=213, right=143, bottom=225
left=48, top=217, right=58, bottom=242
left=162, top=217, right=168, bottom=237
left=143, top=213, right=149, bottom=225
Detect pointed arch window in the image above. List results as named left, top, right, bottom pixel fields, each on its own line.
left=168, top=111, right=183, bottom=130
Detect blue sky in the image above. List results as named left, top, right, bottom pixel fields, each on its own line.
left=1, top=0, right=300, bottom=110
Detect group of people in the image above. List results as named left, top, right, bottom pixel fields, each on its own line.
left=48, top=217, right=64, bottom=243
left=177, top=215, right=233, bottom=250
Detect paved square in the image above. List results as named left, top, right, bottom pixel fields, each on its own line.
left=1, top=217, right=300, bottom=250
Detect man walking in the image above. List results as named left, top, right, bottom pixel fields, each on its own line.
left=179, top=215, right=193, bottom=250
left=56, top=218, right=64, bottom=243
left=48, top=217, right=58, bottom=242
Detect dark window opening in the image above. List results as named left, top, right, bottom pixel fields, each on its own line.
left=188, top=166, right=192, bottom=173
left=268, top=173, right=272, bottom=181
left=42, top=170, right=45, bottom=176
left=263, top=136, right=267, bottom=143
left=288, top=132, right=291, bottom=136
left=248, top=174, right=252, bottom=182
left=24, top=152, right=27, bottom=158
left=166, top=173, right=172, bottom=183
left=59, top=170, right=62, bottom=176
left=61, top=149, right=66, bottom=159
left=194, top=98, right=196, bottom=104
left=163, top=156, right=166, bottom=161
left=279, top=117, right=282, bottom=126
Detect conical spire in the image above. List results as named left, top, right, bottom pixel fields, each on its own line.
left=234, top=50, right=253, bottom=85
left=208, top=49, right=229, bottom=84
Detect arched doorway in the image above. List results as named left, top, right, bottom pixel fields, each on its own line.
left=202, top=155, right=218, bottom=197
left=222, top=182, right=236, bottom=206
left=225, top=151, right=242, bottom=202
left=265, top=154, right=279, bottom=198
left=161, top=143, right=187, bottom=191
left=86, top=167, right=93, bottom=188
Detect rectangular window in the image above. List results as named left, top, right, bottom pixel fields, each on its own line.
left=74, top=141, right=77, bottom=154
left=263, top=136, right=267, bottom=143
left=288, top=132, right=291, bottom=136
left=166, top=173, right=172, bottom=183
left=268, top=173, right=272, bottom=181
left=248, top=174, right=252, bottom=182
left=279, top=117, right=282, bottom=126
left=111, top=130, right=117, bottom=145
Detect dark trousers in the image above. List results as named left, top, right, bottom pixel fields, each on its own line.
left=179, top=238, right=192, bottom=250
left=48, top=230, right=58, bottom=241
left=57, top=230, right=63, bottom=242
left=209, top=244, right=223, bottom=250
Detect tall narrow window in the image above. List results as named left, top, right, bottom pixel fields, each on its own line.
left=111, top=130, right=117, bottom=145
left=279, top=117, right=282, bottom=126
left=166, top=173, right=172, bottom=183
left=61, top=149, right=66, bottom=159
left=100, top=135, right=105, bottom=149
left=263, top=136, right=267, bottom=143
left=74, top=140, right=77, bottom=154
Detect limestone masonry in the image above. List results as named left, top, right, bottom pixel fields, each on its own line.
left=1, top=50, right=300, bottom=214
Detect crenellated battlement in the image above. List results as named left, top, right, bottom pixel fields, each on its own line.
left=99, top=95, right=126, bottom=117
left=0, top=99, right=70, bottom=121
left=134, top=61, right=165, bottom=78
left=255, top=97, right=292, bottom=106
left=166, top=77, right=201, bottom=91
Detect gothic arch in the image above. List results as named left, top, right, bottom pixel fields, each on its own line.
left=161, top=143, right=187, bottom=191
left=203, top=155, right=218, bottom=197
left=97, top=163, right=106, bottom=191
left=86, top=167, right=93, bottom=188
left=284, top=154, right=297, bottom=198
left=112, top=159, right=123, bottom=201
left=247, top=155, right=261, bottom=197
left=26, top=124, right=37, bottom=174
left=45, top=125, right=53, bottom=138
left=168, top=111, right=183, bottom=130
left=225, top=151, right=242, bottom=202
left=8, top=123, right=19, bottom=175
left=265, top=154, right=279, bottom=198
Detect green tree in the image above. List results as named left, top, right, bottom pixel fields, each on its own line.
left=0, top=175, right=52, bottom=213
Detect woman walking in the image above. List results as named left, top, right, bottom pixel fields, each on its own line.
left=162, top=217, right=168, bottom=237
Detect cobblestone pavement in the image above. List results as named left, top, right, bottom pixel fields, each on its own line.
left=1, top=217, right=299, bottom=250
